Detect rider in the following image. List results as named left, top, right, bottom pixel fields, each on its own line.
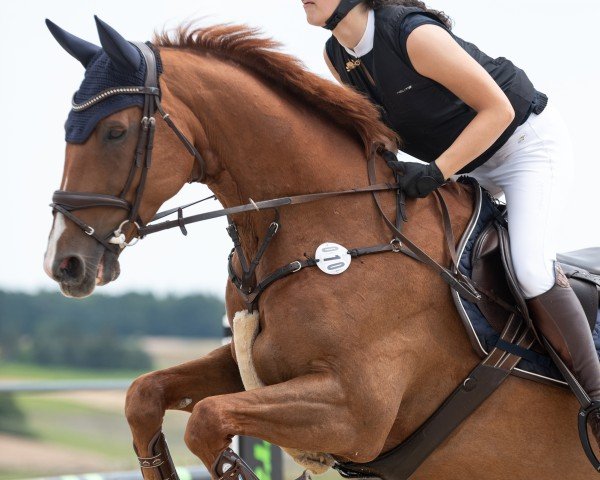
left=303, top=0, right=600, bottom=432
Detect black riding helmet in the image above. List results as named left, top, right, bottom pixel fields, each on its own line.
left=323, top=0, right=363, bottom=30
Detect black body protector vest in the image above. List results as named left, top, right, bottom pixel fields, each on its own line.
left=325, top=6, right=548, bottom=173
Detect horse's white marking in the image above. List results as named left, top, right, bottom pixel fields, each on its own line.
left=232, top=310, right=335, bottom=474
left=177, top=398, right=193, bottom=409
left=44, top=212, right=67, bottom=277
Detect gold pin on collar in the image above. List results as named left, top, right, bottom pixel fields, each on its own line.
left=346, top=59, right=361, bottom=72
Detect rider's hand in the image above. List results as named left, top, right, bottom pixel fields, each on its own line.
left=386, top=159, right=447, bottom=198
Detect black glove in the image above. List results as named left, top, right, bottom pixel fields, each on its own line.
left=386, top=159, right=446, bottom=198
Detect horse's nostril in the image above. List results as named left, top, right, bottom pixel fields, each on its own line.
left=57, top=256, right=84, bottom=283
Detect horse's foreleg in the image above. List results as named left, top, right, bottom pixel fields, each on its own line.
left=184, top=372, right=395, bottom=477
left=125, top=343, right=244, bottom=479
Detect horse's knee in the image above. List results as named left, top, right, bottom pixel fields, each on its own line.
left=185, top=396, right=229, bottom=452
left=125, top=372, right=165, bottom=427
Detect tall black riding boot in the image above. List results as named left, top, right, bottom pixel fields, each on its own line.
left=526, top=265, right=600, bottom=442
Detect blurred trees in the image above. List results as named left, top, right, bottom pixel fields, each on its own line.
left=0, top=394, right=30, bottom=436
left=0, top=290, right=224, bottom=369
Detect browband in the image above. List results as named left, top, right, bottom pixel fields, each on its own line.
left=323, top=0, right=363, bottom=30
left=71, top=86, right=160, bottom=112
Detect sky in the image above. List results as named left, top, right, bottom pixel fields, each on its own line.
left=0, top=0, right=598, bottom=297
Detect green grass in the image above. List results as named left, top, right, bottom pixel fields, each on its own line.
left=0, top=341, right=340, bottom=480
left=4, top=393, right=197, bottom=466
left=0, top=342, right=203, bottom=478
left=0, top=362, right=145, bottom=381
left=11, top=395, right=131, bottom=458
left=0, top=469, right=40, bottom=480
left=1, top=392, right=344, bottom=480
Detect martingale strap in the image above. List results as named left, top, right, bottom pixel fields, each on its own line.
left=222, top=146, right=482, bottom=311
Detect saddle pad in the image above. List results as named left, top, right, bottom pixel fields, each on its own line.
left=453, top=177, right=600, bottom=386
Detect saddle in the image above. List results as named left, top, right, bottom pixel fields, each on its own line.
left=455, top=183, right=600, bottom=387
left=473, top=223, right=599, bottom=334
left=559, top=248, right=600, bottom=276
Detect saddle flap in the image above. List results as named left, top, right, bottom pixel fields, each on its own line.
left=471, top=222, right=513, bottom=334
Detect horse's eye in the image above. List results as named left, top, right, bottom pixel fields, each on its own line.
left=107, top=128, right=126, bottom=140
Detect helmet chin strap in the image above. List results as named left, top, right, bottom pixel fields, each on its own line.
left=323, top=0, right=363, bottom=30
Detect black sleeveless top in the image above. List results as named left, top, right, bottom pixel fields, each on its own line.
left=325, top=6, right=548, bottom=173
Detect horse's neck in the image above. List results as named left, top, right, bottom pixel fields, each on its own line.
left=164, top=50, right=369, bottom=201
left=163, top=49, right=372, bottom=246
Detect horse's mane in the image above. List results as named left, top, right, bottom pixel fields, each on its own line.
left=154, top=24, right=399, bottom=155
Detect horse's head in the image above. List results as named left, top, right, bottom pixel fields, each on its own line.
left=43, top=17, right=204, bottom=298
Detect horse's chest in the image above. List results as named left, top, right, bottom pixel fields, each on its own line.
left=250, top=328, right=311, bottom=385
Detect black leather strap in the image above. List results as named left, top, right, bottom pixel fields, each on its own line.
left=367, top=146, right=482, bottom=303
left=52, top=191, right=130, bottom=211
left=336, top=365, right=511, bottom=480
left=138, top=182, right=402, bottom=236
left=323, top=0, right=363, bottom=30
left=156, top=99, right=207, bottom=182
left=52, top=41, right=208, bottom=252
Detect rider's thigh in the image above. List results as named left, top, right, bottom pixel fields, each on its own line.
left=488, top=101, right=575, bottom=298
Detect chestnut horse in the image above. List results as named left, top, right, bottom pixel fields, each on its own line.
left=43, top=20, right=593, bottom=480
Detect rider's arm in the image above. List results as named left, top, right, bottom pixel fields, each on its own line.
left=406, top=24, right=515, bottom=178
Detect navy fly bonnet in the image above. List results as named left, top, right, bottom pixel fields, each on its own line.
left=47, top=17, right=161, bottom=143
left=47, top=16, right=206, bottom=253
left=66, top=49, right=147, bottom=143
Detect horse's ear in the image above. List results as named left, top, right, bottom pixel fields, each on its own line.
left=94, top=16, right=140, bottom=73
left=45, top=19, right=101, bottom=68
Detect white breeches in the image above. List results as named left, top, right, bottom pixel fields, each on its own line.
left=460, top=100, right=575, bottom=299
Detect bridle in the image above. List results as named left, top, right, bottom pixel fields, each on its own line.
left=50, top=42, right=206, bottom=253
